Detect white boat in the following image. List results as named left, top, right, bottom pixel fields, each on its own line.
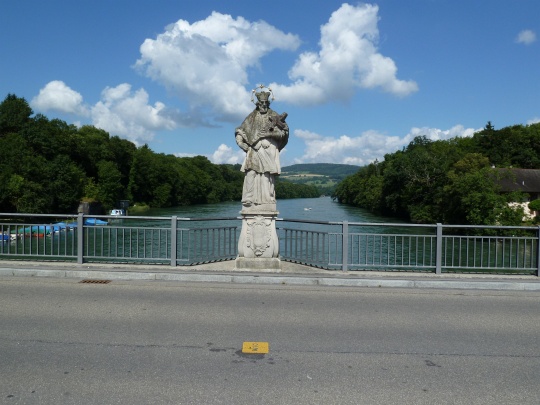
left=110, top=209, right=126, bottom=216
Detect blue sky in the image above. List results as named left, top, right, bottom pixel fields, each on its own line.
left=1, top=0, right=538, bottom=167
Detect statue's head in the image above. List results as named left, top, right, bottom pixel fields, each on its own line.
left=255, top=91, right=271, bottom=114
left=251, top=85, right=274, bottom=115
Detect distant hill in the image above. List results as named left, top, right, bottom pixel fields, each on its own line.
left=282, top=163, right=360, bottom=178
left=280, top=163, right=360, bottom=195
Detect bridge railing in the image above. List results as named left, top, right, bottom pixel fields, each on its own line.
left=277, top=220, right=540, bottom=276
left=1, top=213, right=539, bottom=276
left=0, top=213, right=241, bottom=266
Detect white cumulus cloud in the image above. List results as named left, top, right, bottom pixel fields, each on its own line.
left=294, top=124, right=479, bottom=165
left=31, top=6, right=423, bottom=155
left=294, top=128, right=407, bottom=166
left=31, top=80, right=89, bottom=116
left=271, top=3, right=418, bottom=105
left=32, top=5, right=418, bottom=143
left=210, top=143, right=245, bottom=164
left=406, top=125, right=479, bottom=142
left=516, top=29, right=537, bottom=45
left=91, top=84, right=178, bottom=144
left=32, top=81, right=184, bottom=145
left=134, top=11, right=301, bottom=122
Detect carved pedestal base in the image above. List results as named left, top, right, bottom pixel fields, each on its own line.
left=235, top=209, right=281, bottom=272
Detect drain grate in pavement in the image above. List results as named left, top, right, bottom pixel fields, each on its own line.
left=79, top=279, right=112, bottom=284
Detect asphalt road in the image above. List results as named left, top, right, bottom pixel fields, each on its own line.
left=1, top=277, right=539, bottom=405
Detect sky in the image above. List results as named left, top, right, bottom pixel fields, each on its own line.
left=1, top=0, right=539, bottom=167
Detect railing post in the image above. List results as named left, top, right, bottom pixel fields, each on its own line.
left=77, top=213, right=84, bottom=264
left=170, top=216, right=177, bottom=267
left=342, top=221, right=348, bottom=272
left=536, top=226, right=540, bottom=277
left=435, top=223, right=442, bottom=275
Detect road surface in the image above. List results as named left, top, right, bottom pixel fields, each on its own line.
left=1, top=277, right=539, bottom=404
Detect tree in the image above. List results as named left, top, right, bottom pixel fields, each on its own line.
left=46, top=155, right=86, bottom=213
left=472, top=122, right=540, bottom=168
left=379, top=136, right=463, bottom=222
left=528, top=199, right=540, bottom=212
left=275, top=180, right=319, bottom=199
left=13, top=179, right=51, bottom=213
left=108, top=135, right=136, bottom=189
left=443, top=154, right=525, bottom=225
left=0, top=133, right=33, bottom=211
left=96, top=160, right=123, bottom=210
left=0, top=94, right=33, bottom=135
left=72, top=126, right=113, bottom=178
left=333, top=163, right=383, bottom=212
left=128, top=145, right=162, bottom=205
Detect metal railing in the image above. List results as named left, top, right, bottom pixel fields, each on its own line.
left=277, top=221, right=540, bottom=275
left=1, top=213, right=539, bottom=275
left=0, top=213, right=239, bottom=266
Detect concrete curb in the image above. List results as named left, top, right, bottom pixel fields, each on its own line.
left=1, top=266, right=540, bottom=291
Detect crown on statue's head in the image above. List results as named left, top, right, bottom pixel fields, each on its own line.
left=251, top=84, right=275, bottom=105
left=256, top=91, right=271, bottom=102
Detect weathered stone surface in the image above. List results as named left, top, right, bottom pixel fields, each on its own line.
left=235, top=86, right=287, bottom=271
left=237, top=213, right=279, bottom=259
left=235, top=86, right=288, bottom=208
left=234, top=257, right=282, bottom=272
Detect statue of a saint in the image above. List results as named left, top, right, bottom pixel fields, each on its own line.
left=235, top=86, right=289, bottom=208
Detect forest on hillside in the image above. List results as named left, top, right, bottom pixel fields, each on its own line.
left=0, top=94, right=318, bottom=214
left=281, top=163, right=360, bottom=196
left=333, top=121, right=540, bottom=225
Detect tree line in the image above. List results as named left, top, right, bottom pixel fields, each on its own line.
left=333, top=121, right=540, bottom=225
left=0, top=94, right=318, bottom=214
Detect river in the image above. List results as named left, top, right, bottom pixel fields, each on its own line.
left=140, top=197, right=401, bottom=224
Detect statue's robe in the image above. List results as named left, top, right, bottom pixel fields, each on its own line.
left=235, top=108, right=289, bottom=206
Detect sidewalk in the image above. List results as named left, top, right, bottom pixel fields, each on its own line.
left=1, top=259, right=539, bottom=291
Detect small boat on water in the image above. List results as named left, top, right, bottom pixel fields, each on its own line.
left=53, top=222, right=77, bottom=231
left=84, top=218, right=108, bottom=226
left=6, top=222, right=79, bottom=239
left=110, top=209, right=126, bottom=216
left=18, top=225, right=56, bottom=237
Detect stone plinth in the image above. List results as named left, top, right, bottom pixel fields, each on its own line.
left=235, top=207, right=281, bottom=271
left=234, top=257, right=281, bottom=272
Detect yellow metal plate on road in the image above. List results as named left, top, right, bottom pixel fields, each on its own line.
left=242, top=341, right=269, bottom=354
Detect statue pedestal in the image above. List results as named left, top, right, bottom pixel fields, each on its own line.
left=235, top=206, right=281, bottom=271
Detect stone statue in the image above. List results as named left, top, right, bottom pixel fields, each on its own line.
left=235, top=86, right=288, bottom=270
left=235, top=86, right=289, bottom=210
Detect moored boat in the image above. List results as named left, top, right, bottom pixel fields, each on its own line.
left=84, top=218, right=109, bottom=226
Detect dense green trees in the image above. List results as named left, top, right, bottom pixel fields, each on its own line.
left=0, top=94, right=315, bottom=214
left=0, top=94, right=33, bottom=134
left=334, top=122, right=540, bottom=225
left=275, top=179, right=319, bottom=199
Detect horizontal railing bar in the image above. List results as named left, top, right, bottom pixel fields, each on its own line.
left=335, top=222, right=437, bottom=228
left=183, top=217, right=241, bottom=222
left=278, top=218, right=335, bottom=225
left=441, top=224, right=540, bottom=230
left=2, top=213, right=537, bottom=231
